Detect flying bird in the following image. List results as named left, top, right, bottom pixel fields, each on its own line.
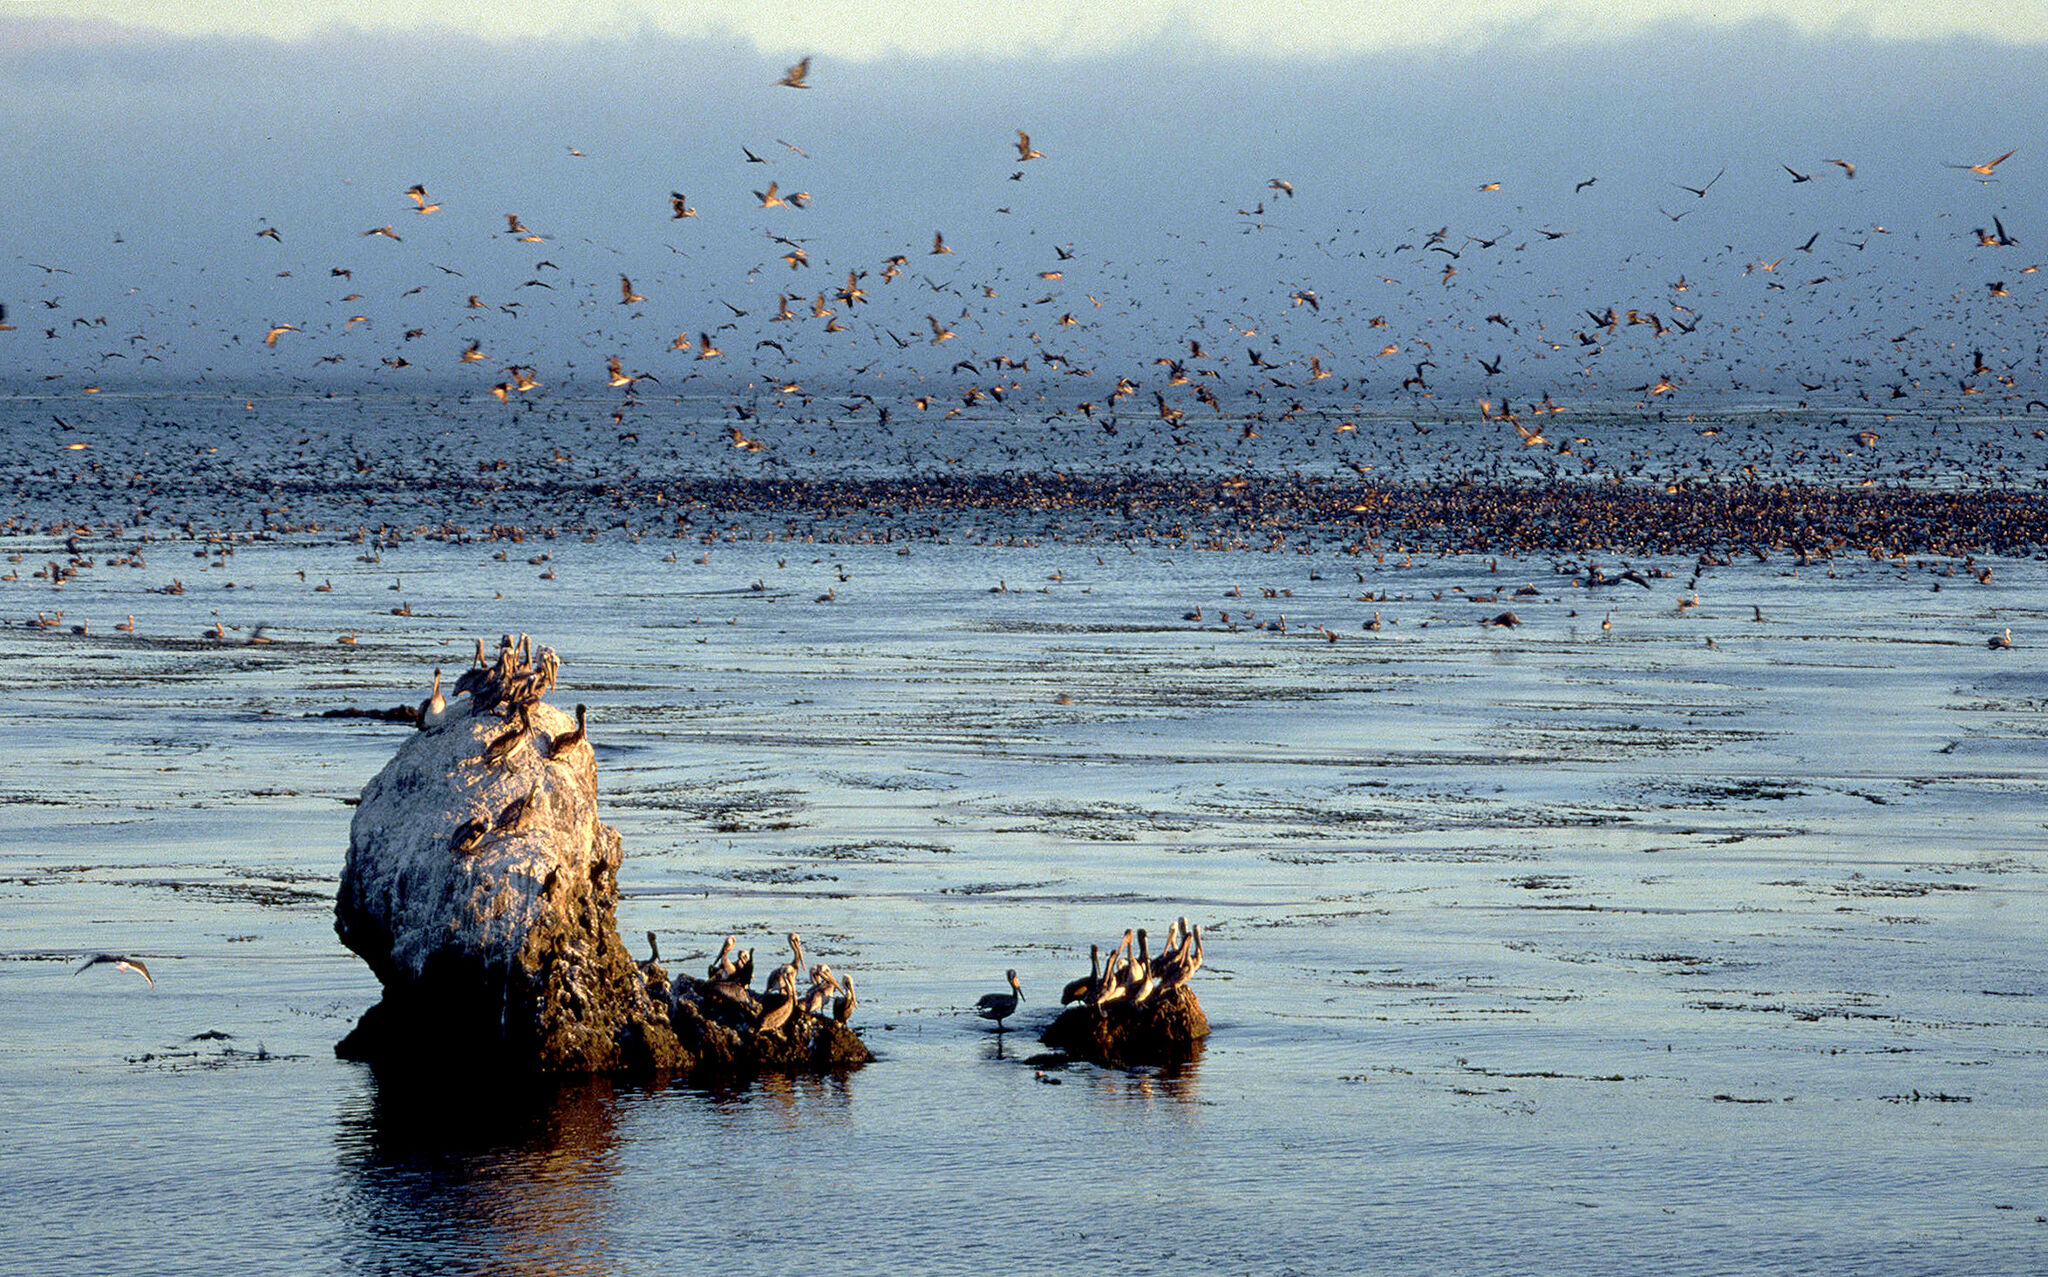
left=1675, top=166, right=1725, bottom=198
left=1948, top=149, right=2016, bottom=177
left=777, top=56, right=812, bottom=88
left=76, top=953, right=154, bottom=987
left=1015, top=130, right=1044, bottom=161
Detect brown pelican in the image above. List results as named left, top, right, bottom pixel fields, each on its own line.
left=546, top=704, right=587, bottom=759
left=419, top=668, right=457, bottom=730
left=1061, top=945, right=1101, bottom=1004
left=976, top=970, right=1024, bottom=1030
left=708, top=935, right=738, bottom=980
left=833, top=975, right=857, bottom=1025
left=756, top=968, right=800, bottom=1036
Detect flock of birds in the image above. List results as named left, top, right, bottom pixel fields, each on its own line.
left=6, top=52, right=2044, bottom=520
left=656, top=929, right=859, bottom=1039
left=975, top=917, right=1208, bottom=1032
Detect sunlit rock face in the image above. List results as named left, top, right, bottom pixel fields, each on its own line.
left=335, top=696, right=688, bottom=1074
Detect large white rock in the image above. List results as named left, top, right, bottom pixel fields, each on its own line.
left=335, top=699, right=686, bottom=1073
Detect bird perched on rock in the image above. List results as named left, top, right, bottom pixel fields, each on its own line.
left=756, top=968, right=799, bottom=1036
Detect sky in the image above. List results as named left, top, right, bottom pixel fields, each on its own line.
left=14, top=0, right=2048, bottom=57
left=2, top=4, right=2045, bottom=405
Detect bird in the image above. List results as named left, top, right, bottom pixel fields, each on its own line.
left=976, top=969, right=1024, bottom=1030
left=1675, top=165, right=1725, bottom=198
left=1948, top=149, right=2016, bottom=178
left=1061, top=945, right=1101, bottom=1004
left=1015, top=130, right=1044, bottom=161
left=707, top=935, right=738, bottom=981
left=1989, top=628, right=2014, bottom=650
left=755, top=968, right=799, bottom=1035
left=405, top=183, right=440, bottom=213
left=76, top=953, right=153, bottom=988
left=546, top=703, right=587, bottom=759
left=930, top=230, right=953, bottom=255
left=668, top=192, right=697, bottom=219
left=418, top=667, right=455, bottom=729
left=777, top=56, right=812, bottom=89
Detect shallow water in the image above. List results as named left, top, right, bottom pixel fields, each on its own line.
left=4, top=409, right=2048, bottom=1274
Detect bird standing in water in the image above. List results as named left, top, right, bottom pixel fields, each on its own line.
left=977, top=969, right=1024, bottom=1030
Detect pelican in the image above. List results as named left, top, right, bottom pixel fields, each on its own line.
left=546, top=703, right=587, bottom=759
left=1989, top=628, right=2014, bottom=650
left=708, top=935, right=738, bottom=980
left=76, top=953, right=153, bottom=988
left=756, top=969, right=799, bottom=1036
left=776, top=56, right=812, bottom=89
left=976, top=970, right=1024, bottom=1030
left=1015, top=130, right=1044, bottom=161
left=418, top=667, right=453, bottom=729
left=1061, top=944, right=1101, bottom=1004
left=833, top=975, right=857, bottom=1024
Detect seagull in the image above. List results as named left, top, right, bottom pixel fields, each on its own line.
left=1948, top=148, right=2016, bottom=177
left=976, top=970, right=1024, bottom=1030
left=1675, top=165, right=1725, bottom=198
left=77, top=953, right=154, bottom=988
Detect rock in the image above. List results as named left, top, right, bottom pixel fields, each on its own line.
left=1041, top=985, right=1209, bottom=1067
left=666, top=976, right=873, bottom=1075
left=335, top=697, right=688, bottom=1074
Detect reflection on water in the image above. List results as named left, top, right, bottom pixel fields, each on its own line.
left=333, top=1071, right=626, bottom=1277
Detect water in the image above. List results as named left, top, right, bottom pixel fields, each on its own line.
left=2, top=399, right=2046, bottom=1274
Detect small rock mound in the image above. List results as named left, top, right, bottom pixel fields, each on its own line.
left=1043, top=986, right=1209, bottom=1067
left=660, top=972, right=873, bottom=1074
left=1039, top=920, right=1210, bottom=1067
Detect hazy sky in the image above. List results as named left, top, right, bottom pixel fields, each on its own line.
left=16, top=0, right=2048, bottom=56
left=3, top=7, right=2044, bottom=403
